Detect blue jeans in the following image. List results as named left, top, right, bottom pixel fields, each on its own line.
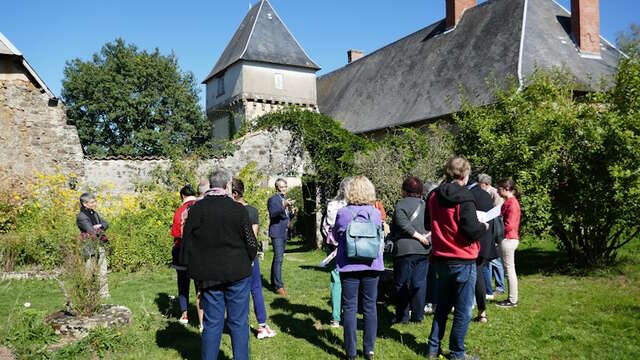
left=393, top=254, right=428, bottom=322
left=270, top=237, right=287, bottom=290
left=427, top=262, right=476, bottom=359
left=341, top=271, right=380, bottom=358
left=483, top=257, right=505, bottom=295
left=201, top=277, right=251, bottom=360
left=426, top=260, right=437, bottom=305
left=250, top=259, right=267, bottom=325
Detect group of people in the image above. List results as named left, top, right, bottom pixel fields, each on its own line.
left=321, top=156, right=521, bottom=360
left=74, top=155, right=521, bottom=360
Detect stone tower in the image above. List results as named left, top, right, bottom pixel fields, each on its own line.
left=203, top=0, right=320, bottom=139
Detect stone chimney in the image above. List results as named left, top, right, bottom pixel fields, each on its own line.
left=571, top=0, right=600, bottom=55
left=445, top=0, right=477, bottom=29
left=347, top=49, right=364, bottom=64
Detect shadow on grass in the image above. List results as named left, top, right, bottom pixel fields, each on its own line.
left=516, top=246, right=569, bottom=276
left=376, top=303, right=427, bottom=356
left=270, top=297, right=344, bottom=358
left=155, top=292, right=200, bottom=327
left=299, top=265, right=329, bottom=273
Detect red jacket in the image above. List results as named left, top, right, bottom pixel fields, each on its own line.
left=501, top=197, right=521, bottom=240
left=171, top=199, right=196, bottom=246
left=426, top=183, right=486, bottom=261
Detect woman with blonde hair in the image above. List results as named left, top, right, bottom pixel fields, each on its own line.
left=333, top=176, right=383, bottom=360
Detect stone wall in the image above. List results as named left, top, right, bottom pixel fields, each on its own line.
left=0, top=66, right=84, bottom=180
left=82, top=129, right=310, bottom=193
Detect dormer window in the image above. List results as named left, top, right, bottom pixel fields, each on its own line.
left=216, top=74, right=225, bottom=97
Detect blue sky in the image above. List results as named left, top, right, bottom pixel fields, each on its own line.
left=2, top=0, right=638, bottom=107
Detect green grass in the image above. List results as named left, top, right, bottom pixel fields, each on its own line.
left=1, top=238, right=639, bottom=359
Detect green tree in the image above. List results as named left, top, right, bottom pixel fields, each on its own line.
left=62, top=38, right=212, bottom=157
left=617, top=22, right=640, bottom=56
left=453, top=57, right=640, bottom=267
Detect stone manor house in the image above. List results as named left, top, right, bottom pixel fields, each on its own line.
left=0, top=0, right=624, bottom=191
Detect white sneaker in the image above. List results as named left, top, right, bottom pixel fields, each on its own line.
left=424, top=303, right=435, bottom=315
left=330, top=320, right=341, bottom=328
left=486, top=294, right=495, bottom=300
left=257, top=325, right=277, bottom=339
left=178, top=317, right=188, bottom=325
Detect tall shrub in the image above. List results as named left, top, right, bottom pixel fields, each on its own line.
left=454, top=60, right=640, bottom=266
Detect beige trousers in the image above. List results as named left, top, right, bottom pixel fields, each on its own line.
left=500, top=239, right=519, bottom=303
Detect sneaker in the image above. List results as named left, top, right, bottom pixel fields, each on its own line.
left=199, top=325, right=203, bottom=334
left=494, top=289, right=505, bottom=296
left=424, top=303, right=435, bottom=315
left=178, top=314, right=188, bottom=325
left=365, top=351, right=374, bottom=360
left=495, top=300, right=518, bottom=308
left=485, top=294, right=494, bottom=300
left=257, top=325, right=277, bottom=339
left=330, top=320, right=341, bottom=328
left=473, top=315, right=488, bottom=323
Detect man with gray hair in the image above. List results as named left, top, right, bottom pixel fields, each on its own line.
left=197, top=177, right=210, bottom=199
left=76, top=192, right=110, bottom=299
left=181, top=168, right=258, bottom=360
left=267, top=178, right=295, bottom=297
left=477, top=173, right=503, bottom=207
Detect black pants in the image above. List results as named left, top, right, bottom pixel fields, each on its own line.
left=475, top=257, right=489, bottom=312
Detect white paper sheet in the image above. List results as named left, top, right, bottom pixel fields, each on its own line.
left=476, top=204, right=502, bottom=223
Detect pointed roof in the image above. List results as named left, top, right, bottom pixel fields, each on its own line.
left=317, top=0, right=623, bottom=134
left=0, top=32, right=57, bottom=99
left=203, top=0, right=319, bottom=83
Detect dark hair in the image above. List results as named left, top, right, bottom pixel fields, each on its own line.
left=497, top=178, right=520, bottom=198
left=180, top=184, right=196, bottom=197
left=232, top=178, right=245, bottom=197
left=402, top=176, right=423, bottom=198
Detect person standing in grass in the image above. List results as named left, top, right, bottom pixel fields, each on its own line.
left=495, top=178, right=521, bottom=309
left=424, top=157, right=488, bottom=360
left=477, top=174, right=506, bottom=300
left=181, top=169, right=258, bottom=360
left=170, top=184, right=201, bottom=328
left=267, top=178, right=296, bottom=297
left=232, top=178, right=277, bottom=340
left=76, top=192, right=110, bottom=299
left=391, top=176, right=430, bottom=324
left=333, top=176, right=383, bottom=360
left=322, top=177, right=351, bottom=328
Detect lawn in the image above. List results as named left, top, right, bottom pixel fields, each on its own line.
left=1, top=238, right=639, bottom=359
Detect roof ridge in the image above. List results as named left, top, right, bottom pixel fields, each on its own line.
left=238, top=0, right=265, bottom=63
left=517, top=0, right=530, bottom=90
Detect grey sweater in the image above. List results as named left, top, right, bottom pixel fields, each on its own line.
left=391, top=197, right=430, bottom=257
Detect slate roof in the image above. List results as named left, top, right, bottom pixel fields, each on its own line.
left=0, top=32, right=57, bottom=99
left=203, top=0, right=319, bottom=83
left=317, top=0, right=623, bottom=134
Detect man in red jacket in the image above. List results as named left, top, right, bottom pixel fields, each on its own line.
left=425, top=156, right=488, bottom=360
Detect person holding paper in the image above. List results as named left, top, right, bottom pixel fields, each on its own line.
left=424, top=156, right=488, bottom=360
left=495, top=178, right=521, bottom=308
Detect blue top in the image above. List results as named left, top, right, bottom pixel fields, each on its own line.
left=267, top=193, right=290, bottom=239
left=333, top=204, right=384, bottom=272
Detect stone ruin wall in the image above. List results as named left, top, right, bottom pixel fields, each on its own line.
left=0, top=67, right=85, bottom=182
left=82, top=130, right=309, bottom=193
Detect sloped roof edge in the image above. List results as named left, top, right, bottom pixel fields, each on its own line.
left=0, top=32, right=57, bottom=100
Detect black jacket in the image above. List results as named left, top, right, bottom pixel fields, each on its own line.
left=469, top=184, right=499, bottom=260
left=180, top=195, right=258, bottom=286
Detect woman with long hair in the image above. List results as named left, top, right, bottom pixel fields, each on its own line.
left=495, top=178, right=521, bottom=308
